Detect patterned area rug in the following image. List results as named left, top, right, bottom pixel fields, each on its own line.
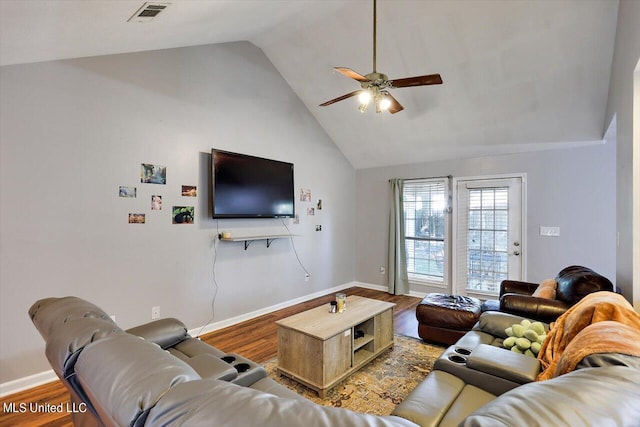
left=263, top=335, right=445, bottom=415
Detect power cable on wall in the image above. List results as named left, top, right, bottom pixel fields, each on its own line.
left=197, top=220, right=220, bottom=338
left=197, top=218, right=308, bottom=339
left=281, top=218, right=310, bottom=277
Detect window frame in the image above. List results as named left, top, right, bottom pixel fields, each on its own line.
left=402, top=178, right=451, bottom=288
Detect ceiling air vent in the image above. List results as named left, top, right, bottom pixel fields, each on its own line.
left=128, top=2, right=171, bottom=23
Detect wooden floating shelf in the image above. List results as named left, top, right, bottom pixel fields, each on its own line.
left=218, top=234, right=298, bottom=250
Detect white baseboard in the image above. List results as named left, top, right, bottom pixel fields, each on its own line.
left=353, top=281, right=427, bottom=299
left=188, top=281, right=356, bottom=337
left=0, top=370, right=58, bottom=398
left=1, top=281, right=359, bottom=397
left=351, top=281, right=387, bottom=292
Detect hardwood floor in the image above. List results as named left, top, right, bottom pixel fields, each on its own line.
left=201, top=287, right=421, bottom=363
left=0, top=287, right=421, bottom=427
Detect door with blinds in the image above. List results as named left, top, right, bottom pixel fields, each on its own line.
left=454, top=176, right=524, bottom=298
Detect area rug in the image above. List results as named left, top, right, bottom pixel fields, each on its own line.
left=263, top=335, right=445, bottom=415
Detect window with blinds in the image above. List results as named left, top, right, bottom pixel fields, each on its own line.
left=403, top=179, right=447, bottom=283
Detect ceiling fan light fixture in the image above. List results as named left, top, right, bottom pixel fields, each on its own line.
left=358, top=90, right=372, bottom=105
left=318, top=0, right=442, bottom=114
left=378, top=94, right=391, bottom=112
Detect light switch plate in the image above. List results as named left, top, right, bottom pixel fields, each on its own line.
left=540, top=226, right=560, bottom=237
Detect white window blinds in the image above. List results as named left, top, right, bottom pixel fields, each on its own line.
left=454, top=177, right=523, bottom=296
left=403, top=179, right=447, bottom=283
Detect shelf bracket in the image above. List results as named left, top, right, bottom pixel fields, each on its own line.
left=219, top=234, right=296, bottom=251
left=242, top=239, right=275, bottom=250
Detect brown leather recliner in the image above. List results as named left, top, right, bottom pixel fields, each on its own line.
left=493, top=266, right=614, bottom=323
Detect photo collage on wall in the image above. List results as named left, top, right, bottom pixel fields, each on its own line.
left=299, top=188, right=322, bottom=230
left=119, top=163, right=196, bottom=225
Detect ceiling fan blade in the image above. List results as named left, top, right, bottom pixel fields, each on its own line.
left=335, top=67, right=370, bottom=82
left=319, top=90, right=362, bottom=107
left=389, top=73, right=443, bottom=88
left=385, top=93, right=404, bottom=114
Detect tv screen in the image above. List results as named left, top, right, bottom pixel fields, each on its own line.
left=211, top=149, right=295, bottom=218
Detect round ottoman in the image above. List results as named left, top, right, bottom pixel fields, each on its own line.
left=416, top=293, right=482, bottom=345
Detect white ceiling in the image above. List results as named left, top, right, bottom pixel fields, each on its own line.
left=0, top=0, right=619, bottom=169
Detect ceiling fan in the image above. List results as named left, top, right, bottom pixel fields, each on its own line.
left=319, top=0, right=443, bottom=114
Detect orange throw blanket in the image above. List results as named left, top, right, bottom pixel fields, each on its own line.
left=537, top=291, right=640, bottom=381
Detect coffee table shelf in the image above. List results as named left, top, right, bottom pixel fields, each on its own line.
left=276, top=296, right=395, bottom=397
left=353, top=348, right=374, bottom=366
left=353, top=334, right=374, bottom=351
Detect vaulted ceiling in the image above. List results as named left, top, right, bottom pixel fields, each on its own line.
left=0, top=0, right=619, bottom=169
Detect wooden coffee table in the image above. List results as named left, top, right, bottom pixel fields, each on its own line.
left=276, top=295, right=395, bottom=397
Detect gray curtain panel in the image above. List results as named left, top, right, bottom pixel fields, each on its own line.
left=388, top=179, right=409, bottom=295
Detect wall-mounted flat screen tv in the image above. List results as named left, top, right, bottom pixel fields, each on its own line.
left=211, top=149, right=295, bottom=218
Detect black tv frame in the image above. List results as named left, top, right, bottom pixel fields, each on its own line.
left=211, top=149, right=295, bottom=219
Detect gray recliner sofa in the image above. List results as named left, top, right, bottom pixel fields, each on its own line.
left=29, top=296, right=414, bottom=427
left=29, top=296, right=640, bottom=427
left=392, top=310, right=640, bottom=426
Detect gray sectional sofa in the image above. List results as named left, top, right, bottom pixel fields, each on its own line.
left=29, top=296, right=640, bottom=427
left=393, top=310, right=640, bottom=426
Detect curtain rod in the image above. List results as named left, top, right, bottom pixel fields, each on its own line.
left=388, top=175, right=452, bottom=182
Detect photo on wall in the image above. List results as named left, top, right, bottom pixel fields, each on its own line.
left=140, top=163, right=167, bottom=185
left=181, top=185, right=197, bottom=197
left=300, top=189, right=311, bottom=202
left=128, top=213, right=145, bottom=224
left=119, top=186, right=136, bottom=198
left=172, top=206, right=194, bottom=224
left=151, top=195, right=162, bottom=210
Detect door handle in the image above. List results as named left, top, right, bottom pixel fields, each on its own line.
left=513, top=251, right=521, bottom=256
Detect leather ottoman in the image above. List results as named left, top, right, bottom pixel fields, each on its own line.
left=416, top=293, right=482, bottom=345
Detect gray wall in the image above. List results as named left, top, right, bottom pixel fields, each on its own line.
left=0, top=42, right=356, bottom=385
left=356, top=143, right=616, bottom=295
left=604, top=0, right=640, bottom=307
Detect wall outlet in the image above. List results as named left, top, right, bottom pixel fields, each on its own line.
left=151, top=306, right=160, bottom=320
left=379, top=266, right=386, bottom=275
